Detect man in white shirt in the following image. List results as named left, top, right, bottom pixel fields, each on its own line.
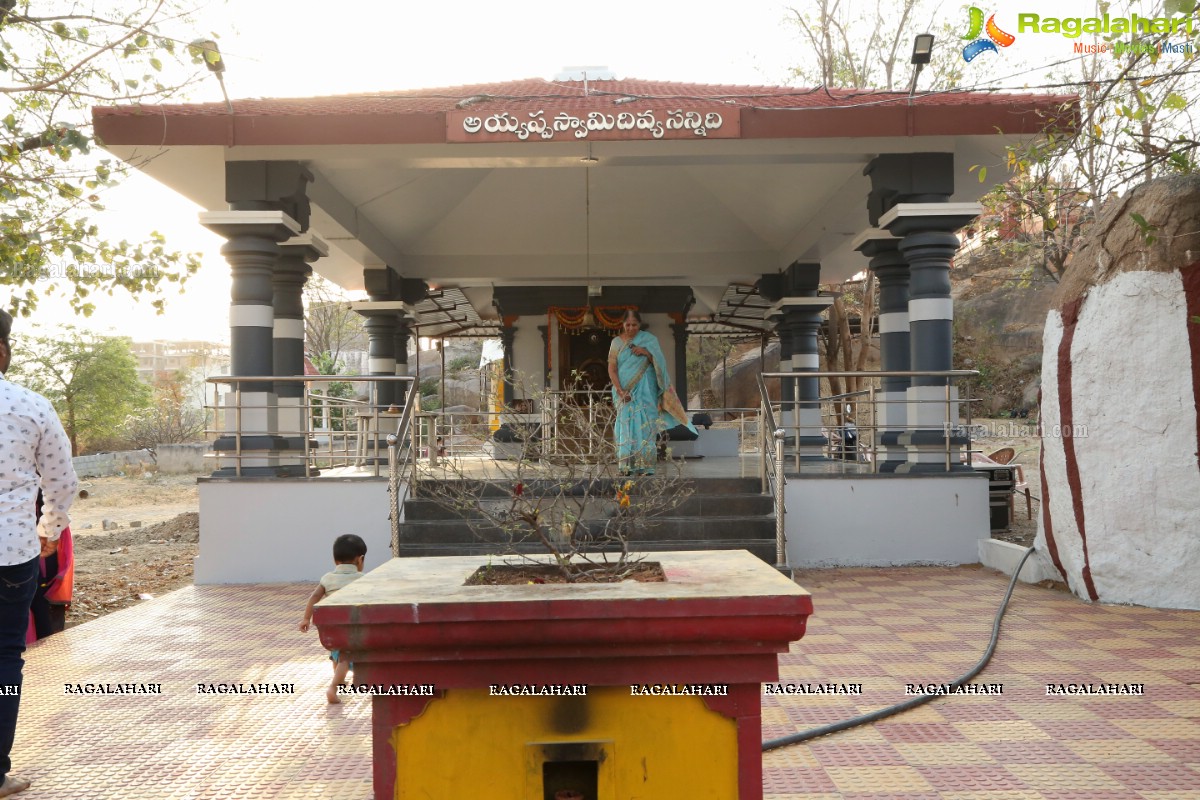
left=0, top=310, right=77, bottom=797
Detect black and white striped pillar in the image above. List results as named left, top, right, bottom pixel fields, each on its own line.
left=768, top=297, right=833, bottom=460
left=201, top=210, right=300, bottom=476
left=857, top=234, right=910, bottom=472
left=274, top=234, right=327, bottom=476
left=882, top=203, right=980, bottom=470
left=393, top=316, right=411, bottom=399
left=362, top=312, right=398, bottom=409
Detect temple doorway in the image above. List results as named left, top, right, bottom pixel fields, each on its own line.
left=558, top=326, right=612, bottom=393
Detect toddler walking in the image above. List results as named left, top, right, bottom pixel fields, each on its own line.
left=299, top=534, right=367, bottom=703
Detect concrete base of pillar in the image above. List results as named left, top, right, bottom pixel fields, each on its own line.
left=785, top=472, right=988, bottom=566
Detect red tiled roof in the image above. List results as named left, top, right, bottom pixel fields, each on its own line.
left=92, top=77, right=1076, bottom=147
left=96, top=77, right=1075, bottom=117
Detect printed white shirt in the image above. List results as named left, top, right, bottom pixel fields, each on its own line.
left=0, top=373, right=78, bottom=565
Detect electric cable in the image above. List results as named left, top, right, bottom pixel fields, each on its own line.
left=762, top=545, right=1036, bottom=751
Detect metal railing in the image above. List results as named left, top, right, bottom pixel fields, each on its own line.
left=758, top=370, right=979, bottom=474
left=755, top=374, right=788, bottom=571
left=386, top=378, right=419, bottom=556
left=204, top=375, right=417, bottom=477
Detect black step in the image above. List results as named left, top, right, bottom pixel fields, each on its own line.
left=398, top=475, right=777, bottom=565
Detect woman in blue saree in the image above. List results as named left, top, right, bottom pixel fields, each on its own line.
left=607, top=309, right=695, bottom=475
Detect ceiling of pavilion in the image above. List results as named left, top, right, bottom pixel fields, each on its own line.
left=94, top=78, right=1072, bottom=331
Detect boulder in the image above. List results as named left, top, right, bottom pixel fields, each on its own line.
left=1037, top=174, right=1200, bottom=609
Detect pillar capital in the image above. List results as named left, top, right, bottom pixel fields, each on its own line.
left=879, top=202, right=981, bottom=237
left=278, top=232, right=329, bottom=264
left=199, top=210, right=300, bottom=242
left=863, top=152, right=955, bottom=227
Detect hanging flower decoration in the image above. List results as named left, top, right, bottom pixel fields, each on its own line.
left=548, top=305, right=636, bottom=334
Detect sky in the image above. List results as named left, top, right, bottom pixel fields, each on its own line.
left=29, top=0, right=1189, bottom=342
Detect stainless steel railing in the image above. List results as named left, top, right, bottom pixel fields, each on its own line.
left=758, top=370, right=979, bottom=474
left=203, top=374, right=417, bottom=478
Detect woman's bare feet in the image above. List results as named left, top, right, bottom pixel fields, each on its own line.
left=0, top=775, right=31, bottom=797
left=326, top=684, right=342, bottom=704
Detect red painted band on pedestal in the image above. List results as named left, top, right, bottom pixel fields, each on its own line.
left=1057, top=298, right=1099, bottom=601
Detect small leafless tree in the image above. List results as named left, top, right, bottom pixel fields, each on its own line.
left=416, top=376, right=693, bottom=581
left=125, top=370, right=207, bottom=448
left=304, top=276, right=366, bottom=365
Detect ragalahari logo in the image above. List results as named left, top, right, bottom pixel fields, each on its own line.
left=961, top=7, right=1016, bottom=61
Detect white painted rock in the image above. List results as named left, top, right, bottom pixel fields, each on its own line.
left=1037, top=175, right=1200, bottom=609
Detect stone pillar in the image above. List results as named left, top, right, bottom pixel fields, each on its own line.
left=362, top=268, right=400, bottom=408
left=767, top=263, right=832, bottom=460
left=858, top=235, right=910, bottom=472
left=670, top=320, right=689, bottom=410
left=394, top=316, right=412, bottom=402
left=500, top=323, right=516, bottom=405
left=273, top=233, right=327, bottom=476
left=362, top=312, right=398, bottom=408
left=881, top=203, right=979, bottom=470
left=538, top=325, right=550, bottom=390
left=200, top=210, right=300, bottom=476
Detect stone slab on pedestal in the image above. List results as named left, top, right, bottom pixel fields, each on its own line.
left=314, top=550, right=811, bottom=799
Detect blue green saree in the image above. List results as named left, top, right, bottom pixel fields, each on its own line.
left=609, top=330, right=696, bottom=473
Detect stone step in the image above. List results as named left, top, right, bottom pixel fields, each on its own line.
left=398, top=516, right=774, bottom=545
left=410, top=475, right=762, bottom=499
left=402, top=492, right=773, bottom=521
left=394, top=539, right=778, bottom=564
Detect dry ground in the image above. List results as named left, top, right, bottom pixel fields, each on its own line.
left=66, top=473, right=200, bottom=626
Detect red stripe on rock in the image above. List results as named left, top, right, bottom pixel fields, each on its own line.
left=1037, top=387, right=1068, bottom=581
left=1182, top=262, right=1200, bottom=473
left=1058, top=299, right=1099, bottom=601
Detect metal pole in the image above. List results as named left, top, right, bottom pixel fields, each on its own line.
left=868, top=383, right=878, bottom=474
left=774, top=428, right=787, bottom=570
left=945, top=381, right=952, bottom=471
left=234, top=382, right=243, bottom=478
left=760, top=399, right=767, bottom=492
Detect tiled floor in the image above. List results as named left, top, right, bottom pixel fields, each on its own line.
left=17, top=566, right=1200, bottom=799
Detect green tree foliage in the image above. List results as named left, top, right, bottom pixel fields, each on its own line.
left=309, top=350, right=357, bottom=431
left=978, top=0, right=1199, bottom=282
left=0, top=1, right=208, bottom=316
left=8, top=327, right=151, bottom=454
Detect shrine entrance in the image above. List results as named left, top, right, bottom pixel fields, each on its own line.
left=558, top=326, right=612, bottom=394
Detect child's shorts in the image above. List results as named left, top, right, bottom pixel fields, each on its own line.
left=330, top=650, right=353, bottom=670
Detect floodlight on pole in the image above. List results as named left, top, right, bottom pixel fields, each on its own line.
left=907, top=34, right=936, bottom=97
left=190, top=39, right=232, bottom=114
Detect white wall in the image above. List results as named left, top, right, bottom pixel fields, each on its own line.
left=785, top=475, right=989, bottom=566
left=196, top=478, right=398, bottom=583
left=1038, top=271, right=1200, bottom=609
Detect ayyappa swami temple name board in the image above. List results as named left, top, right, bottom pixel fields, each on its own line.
left=447, top=108, right=739, bottom=142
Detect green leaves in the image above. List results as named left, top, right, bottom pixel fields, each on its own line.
left=0, top=2, right=208, bottom=316
left=1129, top=212, right=1159, bottom=245
left=1163, top=92, right=1188, bottom=112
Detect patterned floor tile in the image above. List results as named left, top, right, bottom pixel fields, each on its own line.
left=9, top=565, right=1200, bottom=799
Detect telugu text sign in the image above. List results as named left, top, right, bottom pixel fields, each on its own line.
left=446, top=108, right=740, bottom=142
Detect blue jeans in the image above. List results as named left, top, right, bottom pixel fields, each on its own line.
left=0, top=557, right=38, bottom=783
